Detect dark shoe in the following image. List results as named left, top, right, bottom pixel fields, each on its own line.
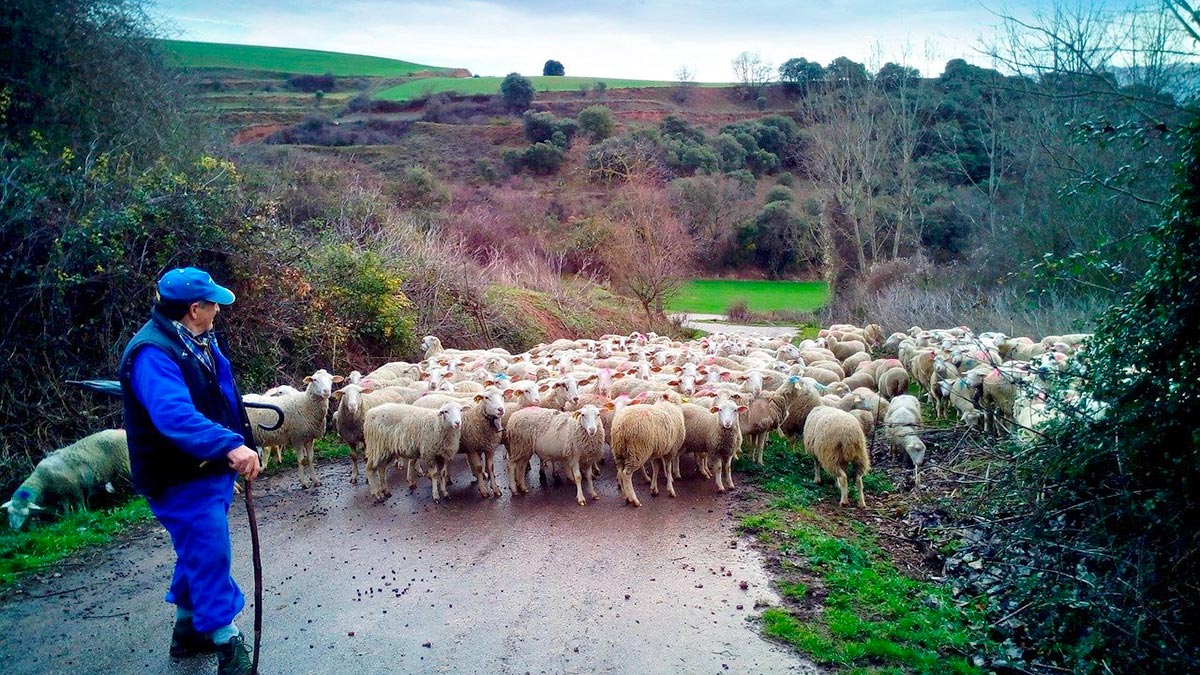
left=170, top=616, right=216, bottom=658
left=216, top=633, right=253, bottom=675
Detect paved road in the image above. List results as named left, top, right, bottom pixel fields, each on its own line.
left=674, top=314, right=801, bottom=338
left=0, top=458, right=816, bottom=675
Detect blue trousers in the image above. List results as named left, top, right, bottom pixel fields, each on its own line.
left=148, top=472, right=244, bottom=634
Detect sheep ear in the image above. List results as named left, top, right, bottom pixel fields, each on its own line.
left=362, top=387, right=374, bottom=394
left=667, top=379, right=680, bottom=386
left=332, top=375, right=345, bottom=383
left=709, top=406, right=720, bottom=414
left=651, top=366, right=662, bottom=372
left=1, top=500, right=10, bottom=510
left=474, top=394, right=484, bottom=402
left=333, top=390, right=345, bottom=400
left=737, top=406, right=748, bottom=413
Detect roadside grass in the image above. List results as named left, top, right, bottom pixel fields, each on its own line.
left=734, top=437, right=993, bottom=674
left=0, top=436, right=350, bottom=588
left=668, top=279, right=829, bottom=315
left=0, top=499, right=152, bottom=586
left=160, top=39, right=450, bottom=76
left=376, top=75, right=735, bottom=102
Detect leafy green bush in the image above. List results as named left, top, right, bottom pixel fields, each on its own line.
left=576, top=105, right=615, bottom=143
left=500, top=72, right=534, bottom=112
left=522, top=110, right=577, bottom=147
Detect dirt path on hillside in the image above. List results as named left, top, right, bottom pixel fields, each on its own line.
left=674, top=314, right=801, bottom=338
left=0, top=459, right=816, bottom=675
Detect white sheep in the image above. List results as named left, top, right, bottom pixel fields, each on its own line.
left=332, top=384, right=415, bottom=484
left=505, top=405, right=604, bottom=505
left=244, top=368, right=344, bottom=488
left=4, top=429, right=130, bottom=531
left=363, top=401, right=464, bottom=503
left=610, top=394, right=687, bottom=507
left=883, top=394, right=927, bottom=485
left=413, top=388, right=506, bottom=498
left=680, top=401, right=746, bottom=493
left=802, top=406, right=871, bottom=507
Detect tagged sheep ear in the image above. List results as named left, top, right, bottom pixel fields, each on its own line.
left=709, top=406, right=720, bottom=414
left=333, top=390, right=345, bottom=400
left=332, top=375, right=345, bottom=383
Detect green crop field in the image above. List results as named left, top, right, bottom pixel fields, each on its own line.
left=158, top=40, right=452, bottom=76
left=376, top=75, right=734, bottom=102
left=667, top=280, right=829, bottom=314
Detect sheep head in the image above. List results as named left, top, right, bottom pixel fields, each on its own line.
left=4, top=487, right=44, bottom=531
left=573, top=405, right=602, bottom=436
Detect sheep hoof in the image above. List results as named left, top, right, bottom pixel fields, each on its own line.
left=349, top=477, right=359, bottom=485
left=717, top=487, right=725, bottom=494
left=301, top=483, right=311, bottom=490
left=577, top=498, right=587, bottom=506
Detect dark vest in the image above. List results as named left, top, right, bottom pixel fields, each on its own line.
left=119, top=310, right=253, bottom=497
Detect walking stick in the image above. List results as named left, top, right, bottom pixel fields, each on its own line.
left=245, top=478, right=263, bottom=675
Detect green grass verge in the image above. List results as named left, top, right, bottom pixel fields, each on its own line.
left=668, top=279, right=830, bottom=314
left=0, top=499, right=153, bottom=586
left=0, top=435, right=352, bottom=587
left=375, top=75, right=736, bottom=102
left=159, top=39, right=452, bottom=76
left=735, top=437, right=993, bottom=674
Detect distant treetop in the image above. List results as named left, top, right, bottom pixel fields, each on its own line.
left=543, top=59, right=565, bottom=76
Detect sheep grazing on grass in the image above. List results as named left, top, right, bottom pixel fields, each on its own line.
left=802, top=407, right=870, bottom=507
left=363, top=401, right=464, bottom=503
left=681, top=401, right=746, bottom=493
left=505, top=405, right=604, bottom=505
left=4, top=429, right=131, bottom=531
left=883, top=395, right=927, bottom=486
left=332, top=384, right=417, bottom=484
left=876, top=366, right=910, bottom=400
left=610, top=394, right=686, bottom=507
left=414, top=389, right=506, bottom=498
left=244, top=368, right=344, bottom=488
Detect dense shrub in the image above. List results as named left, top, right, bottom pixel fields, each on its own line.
left=576, top=105, right=615, bottom=143
left=500, top=72, right=535, bottom=112
left=287, top=73, right=336, bottom=93
left=522, top=110, right=578, bottom=147
left=503, top=142, right=565, bottom=175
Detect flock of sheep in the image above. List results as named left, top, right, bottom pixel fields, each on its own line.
left=4, top=324, right=1094, bottom=531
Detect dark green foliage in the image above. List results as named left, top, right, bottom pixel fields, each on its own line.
left=522, top=110, right=577, bottom=147
left=876, top=62, right=919, bottom=91
left=542, top=59, right=565, bottom=77
left=765, top=185, right=794, bottom=204
left=500, top=72, right=535, bottom=112
left=826, top=56, right=868, bottom=86
left=504, top=141, right=565, bottom=175
left=778, top=57, right=826, bottom=95
left=286, top=72, right=335, bottom=93
left=968, top=117, right=1200, bottom=673
left=576, top=105, right=615, bottom=142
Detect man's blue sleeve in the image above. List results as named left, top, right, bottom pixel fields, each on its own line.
left=130, top=347, right=246, bottom=462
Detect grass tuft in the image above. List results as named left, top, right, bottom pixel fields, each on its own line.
left=0, top=499, right=152, bottom=586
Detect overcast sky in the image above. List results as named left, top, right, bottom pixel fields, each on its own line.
left=150, top=1, right=1138, bottom=81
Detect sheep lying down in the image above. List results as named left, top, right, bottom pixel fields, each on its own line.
left=4, top=429, right=131, bottom=531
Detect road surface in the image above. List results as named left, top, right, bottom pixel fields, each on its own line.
left=0, top=458, right=816, bottom=675
left=674, top=314, right=801, bottom=338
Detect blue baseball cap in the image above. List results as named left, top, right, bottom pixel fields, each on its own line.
left=157, top=267, right=236, bottom=304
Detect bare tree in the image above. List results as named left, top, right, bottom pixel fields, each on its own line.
left=674, top=64, right=698, bottom=102
left=730, top=51, right=774, bottom=98
left=602, top=183, right=697, bottom=318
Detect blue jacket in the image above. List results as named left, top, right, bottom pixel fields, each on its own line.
left=119, top=309, right=254, bottom=497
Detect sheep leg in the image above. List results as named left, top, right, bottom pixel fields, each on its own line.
left=306, top=440, right=321, bottom=487
left=671, top=453, right=682, bottom=479
left=405, top=459, right=417, bottom=492
left=349, top=443, right=362, bottom=485
left=584, top=461, right=599, bottom=500
left=649, top=461, right=660, bottom=497
left=295, top=444, right=310, bottom=489
left=569, top=459, right=586, bottom=506
left=618, top=467, right=642, bottom=507
left=483, top=447, right=502, bottom=497
left=855, top=474, right=866, bottom=508
left=835, top=469, right=849, bottom=506
left=663, top=455, right=678, bottom=498
left=466, top=451, right=490, bottom=498
left=714, top=457, right=726, bottom=493
left=507, top=455, right=522, bottom=495
left=366, top=459, right=385, bottom=503
left=813, top=459, right=822, bottom=484
left=640, top=465, right=652, bottom=484
left=724, top=457, right=735, bottom=490
left=428, top=461, right=443, bottom=503
left=699, top=453, right=712, bottom=479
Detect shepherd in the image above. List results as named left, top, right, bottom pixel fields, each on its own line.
left=119, top=266, right=261, bottom=675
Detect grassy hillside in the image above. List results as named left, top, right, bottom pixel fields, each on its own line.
left=159, top=39, right=456, bottom=76
left=669, top=280, right=830, bottom=314
left=376, top=75, right=734, bottom=102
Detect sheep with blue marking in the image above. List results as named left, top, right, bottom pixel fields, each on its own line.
left=4, top=429, right=131, bottom=531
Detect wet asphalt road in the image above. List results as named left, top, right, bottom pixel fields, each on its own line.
left=0, top=457, right=816, bottom=675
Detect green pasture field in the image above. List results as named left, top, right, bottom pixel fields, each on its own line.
left=159, top=40, right=451, bottom=76
left=668, top=279, right=830, bottom=315
left=375, top=75, right=734, bottom=102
